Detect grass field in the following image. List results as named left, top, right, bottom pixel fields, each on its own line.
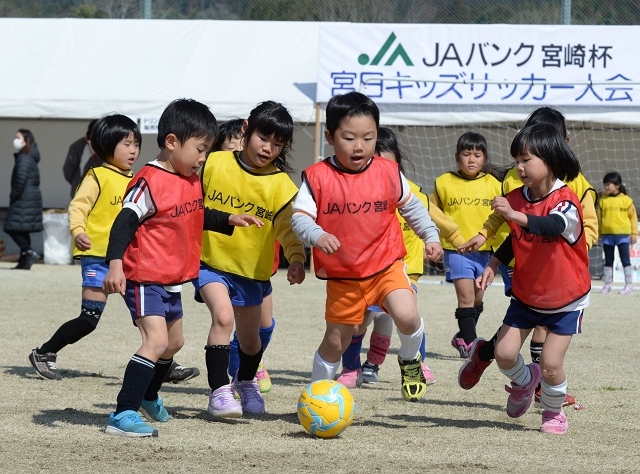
left=1, top=262, right=639, bottom=473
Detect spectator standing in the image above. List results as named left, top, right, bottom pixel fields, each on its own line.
left=63, top=119, right=100, bottom=197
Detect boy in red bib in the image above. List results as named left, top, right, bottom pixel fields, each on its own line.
left=102, top=99, right=262, bottom=437
left=292, top=92, right=443, bottom=402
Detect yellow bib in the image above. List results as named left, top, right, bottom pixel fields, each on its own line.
left=200, top=151, right=299, bottom=281
left=399, top=180, right=428, bottom=276
left=434, top=172, right=501, bottom=251
left=599, top=193, right=635, bottom=235
left=74, top=166, right=133, bottom=258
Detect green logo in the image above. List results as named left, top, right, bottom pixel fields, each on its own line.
left=358, top=32, right=413, bottom=66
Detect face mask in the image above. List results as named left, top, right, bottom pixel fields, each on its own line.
left=13, top=138, right=24, bottom=150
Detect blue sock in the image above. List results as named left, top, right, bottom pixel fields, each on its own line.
left=259, top=317, right=275, bottom=352
left=229, top=332, right=240, bottom=378
left=341, top=332, right=366, bottom=370
left=419, top=332, right=426, bottom=360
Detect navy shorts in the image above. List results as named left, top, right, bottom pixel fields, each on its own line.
left=80, top=256, right=109, bottom=288
left=444, top=250, right=490, bottom=283
left=503, top=298, right=584, bottom=335
left=123, top=281, right=183, bottom=326
left=194, top=263, right=272, bottom=307
left=499, top=264, right=513, bottom=297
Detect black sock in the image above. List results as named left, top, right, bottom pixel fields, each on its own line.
left=236, top=344, right=264, bottom=382
left=115, top=354, right=155, bottom=415
left=473, top=302, right=484, bottom=324
left=205, top=344, right=230, bottom=391
left=144, top=358, right=173, bottom=401
left=39, top=300, right=105, bottom=354
left=455, top=307, right=477, bottom=345
left=530, top=340, right=543, bottom=365
left=478, top=327, right=500, bottom=362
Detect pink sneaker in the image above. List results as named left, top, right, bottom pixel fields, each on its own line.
left=619, top=284, right=634, bottom=295
left=336, top=367, right=363, bottom=389
left=601, top=284, right=612, bottom=294
left=451, top=334, right=472, bottom=359
left=540, top=410, right=568, bottom=435
left=505, top=363, right=542, bottom=418
left=421, top=363, right=436, bottom=385
left=458, top=338, right=493, bottom=390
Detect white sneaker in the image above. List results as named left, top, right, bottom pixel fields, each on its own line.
left=601, top=284, right=612, bottom=294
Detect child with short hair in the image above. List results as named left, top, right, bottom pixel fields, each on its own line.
left=599, top=171, right=637, bottom=294
left=102, top=99, right=262, bottom=437
left=213, top=118, right=244, bottom=152
left=195, top=101, right=305, bottom=418
left=458, top=107, right=595, bottom=408
left=477, top=123, right=590, bottom=434
left=430, top=132, right=502, bottom=358
left=337, top=126, right=464, bottom=387
left=28, top=114, right=140, bottom=381
left=292, top=92, right=443, bottom=402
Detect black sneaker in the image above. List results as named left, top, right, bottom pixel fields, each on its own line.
left=28, top=348, right=61, bottom=380
left=164, top=361, right=200, bottom=383
left=22, top=250, right=40, bottom=270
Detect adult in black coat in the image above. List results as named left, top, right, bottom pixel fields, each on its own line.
left=4, top=129, right=43, bottom=269
left=62, top=119, right=100, bottom=198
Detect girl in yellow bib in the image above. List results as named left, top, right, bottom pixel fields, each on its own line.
left=430, top=132, right=501, bottom=358
left=195, top=101, right=306, bottom=418
left=599, top=171, right=638, bottom=294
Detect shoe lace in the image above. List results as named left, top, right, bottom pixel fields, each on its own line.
left=238, top=382, right=261, bottom=401
left=401, top=364, right=421, bottom=381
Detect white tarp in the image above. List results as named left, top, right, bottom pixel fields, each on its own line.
left=0, top=19, right=320, bottom=123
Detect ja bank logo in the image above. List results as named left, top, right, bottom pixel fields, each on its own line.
left=357, top=32, right=414, bottom=66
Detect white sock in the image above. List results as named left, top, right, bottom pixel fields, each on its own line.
left=499, top=354, right=531, bottom=387
left=540, top=378, right=567, bottom=413
left=604, top=266, right=613, bottom=285
left=310, top=351, right=340, bottom=382
left=397, top=318, right=424, bottom=361
left=624, top=266, right=633, bottom=285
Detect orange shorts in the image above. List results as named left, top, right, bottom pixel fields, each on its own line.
left=325, top=260, right=414, bottom=325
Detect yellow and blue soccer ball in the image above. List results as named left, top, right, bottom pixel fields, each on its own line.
left=297, top=379, right=356, bottom=438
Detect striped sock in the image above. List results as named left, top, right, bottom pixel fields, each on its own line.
left=540, top=378, right=567, bottom=413
left=115, top=354, right=156, bottom=415
left=498, top=354, right=531, bottom=387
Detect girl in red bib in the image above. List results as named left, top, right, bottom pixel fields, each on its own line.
left=477, top=123, right=589, bottom=435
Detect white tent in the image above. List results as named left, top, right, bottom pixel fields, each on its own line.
left=0, top=18, right=320, bottom=123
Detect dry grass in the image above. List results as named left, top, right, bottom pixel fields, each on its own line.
left=1, top=262, right=639, bottom=473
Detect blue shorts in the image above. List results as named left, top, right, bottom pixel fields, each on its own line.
left=123, top=281, right=183, bottom=326
left=367, top=283, right=417, bottom=312
left=601, top=234, right=630, bottom=246
left=499, top=264, right=513, bottom=297
left=503, top=298, right=583, bottom=335
left=80, top=256, right=109, bottom=288
left=444, top=250, right=490, bottom=283
left=194, top=263, right=272, bottom=307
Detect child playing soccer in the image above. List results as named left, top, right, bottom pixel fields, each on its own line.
left=102, top=99, right=262, bottom=437
left=195, top=101, right=305, bottom=418
left=599, top=171, right=637, bottom=294
left=337, top=127, right=464, bottom=387
left=430, top=132, right=502, bottom=358
left=458, top=107, right=596, bottom=408
left=292, top=92, right=443, bottom=402
left=476, top=123, right=590, bottom=434
left=28, top=114, right=140, bottom=381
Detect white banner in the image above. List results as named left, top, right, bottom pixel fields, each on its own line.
left=317, top=24, right=640, bottom=105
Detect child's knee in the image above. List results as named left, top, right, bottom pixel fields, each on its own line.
left=494, top=345, right=517, bottom=368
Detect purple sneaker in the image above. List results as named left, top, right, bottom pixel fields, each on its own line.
left=208, top=384, right=242, bottom=418
left=234, top=378, right=265, bottom=414
left=505, top=363, right=542, bottom=418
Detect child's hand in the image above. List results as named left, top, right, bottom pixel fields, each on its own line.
left=102, top=260, right=127, bottom=296
left=287, top=261, right=305, bottom=285
left=458, top=234, right=487, bottom=254
left=229, top=214, right=264, bottom=228
left=316, top=233, right=340, bottom=254
left=632, top=235, right=637, bottom=245
left=74, top=233, right=92, bottom=251
left=476, top=265, right=496, bottom=290
left=424, top=242, right=443, bottom=263
left=491, top=196, right=515, bottom=220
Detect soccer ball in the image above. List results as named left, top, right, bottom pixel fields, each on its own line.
left=297, top=380, right=356, bottom=438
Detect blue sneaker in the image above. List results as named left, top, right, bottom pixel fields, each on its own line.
left=140, top=396, right=170, bottom=422
left=104, top=410, right=158, bottom=437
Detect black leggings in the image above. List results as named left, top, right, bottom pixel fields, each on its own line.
left=603, top=242, right=631, bottom=267
left=6, top=231, right=31, bottom=253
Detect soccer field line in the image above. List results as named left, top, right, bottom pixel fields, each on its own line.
left=417, top=280, right=637, bottom=291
